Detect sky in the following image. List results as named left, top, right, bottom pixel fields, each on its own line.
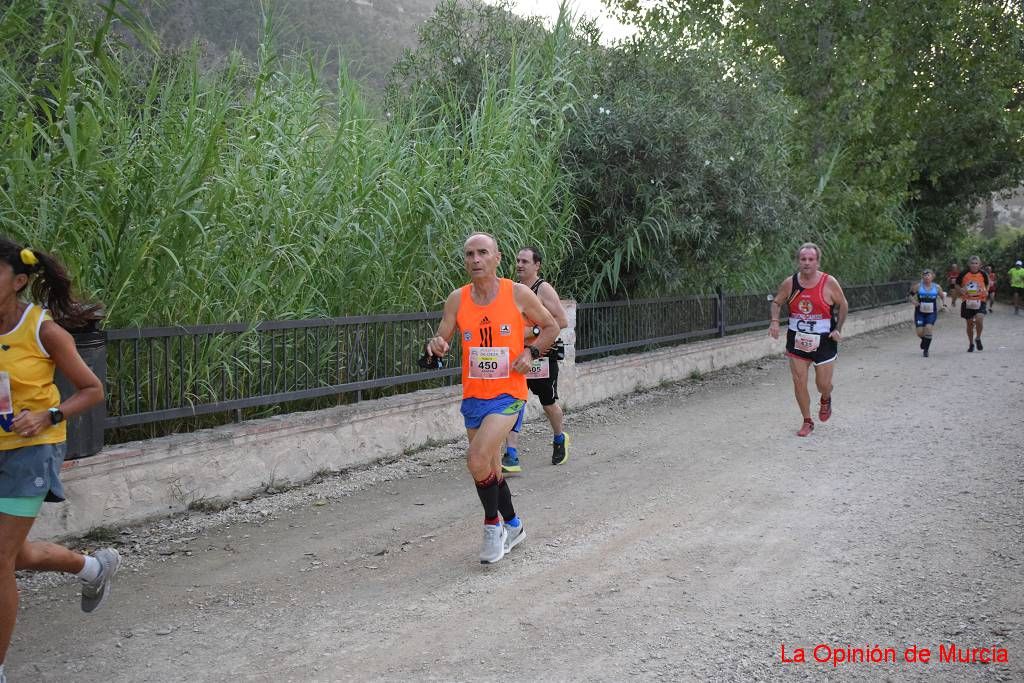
left=491, top=0, right=638, bottom=43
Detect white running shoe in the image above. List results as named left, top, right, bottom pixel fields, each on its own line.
left=479, top=523, right=507, bottom=564
left=81, top=548, right=121, bottom=613
left=504, top=520, right=526, bottom=553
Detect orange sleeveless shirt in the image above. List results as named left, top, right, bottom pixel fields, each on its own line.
left=456, top=278, right=527, bottom=401
left=958, top=271, right=988, bottom=300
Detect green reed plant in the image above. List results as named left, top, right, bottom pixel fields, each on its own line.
left=1, top=0, right=579, bottom=439
left=0, top=0, right=575, bottom=328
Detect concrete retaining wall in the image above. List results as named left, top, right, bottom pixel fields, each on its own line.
left=34, top=302, right=909, bottom=539
left=570, top=303, right=909, bottom=408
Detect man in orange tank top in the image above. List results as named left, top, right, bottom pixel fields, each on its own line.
left=768, top=243, right=849, bottom=437
left=955, top=255, right=989, bottom=352
left=426, top=233, right=559, bottom=564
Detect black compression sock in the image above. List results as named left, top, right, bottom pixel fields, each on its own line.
left=497, top=477, right=516, bottom=522
left=475, top=472, right=500, bottom=520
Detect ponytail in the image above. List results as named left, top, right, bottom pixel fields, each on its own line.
left=0, top=237, right=103, bottom=331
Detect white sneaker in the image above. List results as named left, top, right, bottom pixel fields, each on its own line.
left=479, top=523, right=507, bottom=564
left=504, top=520, right=526, bottom=553
left=81, top=548, right=121, bottom=613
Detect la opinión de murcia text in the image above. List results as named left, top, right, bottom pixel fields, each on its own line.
left=780, top=643, right=1009, bottom=667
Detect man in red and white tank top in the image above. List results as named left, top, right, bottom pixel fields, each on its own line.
left=426, top=233, right=559, bottom=564
left=768, top=242, right=850, bottom=437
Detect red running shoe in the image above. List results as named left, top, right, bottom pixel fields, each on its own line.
left=819, top=396, right=832, bottom=422
left=797, top=418, right=814, bottom=437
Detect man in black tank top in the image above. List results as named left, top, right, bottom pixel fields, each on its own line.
left=768, top=243, right=849, bottom=437
left=502, top=247, right=571, bottom=471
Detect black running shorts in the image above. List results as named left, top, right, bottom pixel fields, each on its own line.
left=785, top=330, right=838, bottom=366
left=960, top=301, right=987, bottom=319
left=527, top=358, right=559, bottom=406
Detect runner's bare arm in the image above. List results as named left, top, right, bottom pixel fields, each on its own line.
left=427, top=289, right=461, bottom=358
left=514, top=283, right=558, bottom=373
left=538, top=283, right=569, bottom=329
left=768, top=278, right=793, bottom=340
left=828, top=279, right=849, bottom=341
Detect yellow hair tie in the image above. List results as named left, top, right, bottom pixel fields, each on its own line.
left=20, top=248, right=38, bottom=267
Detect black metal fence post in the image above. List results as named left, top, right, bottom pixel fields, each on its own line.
left=717, top=286, right=727, bottom=337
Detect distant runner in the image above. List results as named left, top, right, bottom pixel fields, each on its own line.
left=946, top=262, right=961, bottom=307
left=425, top=233, right=558, bottom=564
left=502, top=247, right=570, bottom=473
left=985, top=265, right=997, bottom=312
left=1010, top=260, right=1024, bottom=315
left=769, top=243, right=849, bottom=437
left=955, top=256, right=989, bottom=353
left=909, top=269, right=947, bottom=357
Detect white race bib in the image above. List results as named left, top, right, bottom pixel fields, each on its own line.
left=965, top=299, right=982, bottom=310
left=525, top=357, right=550, bottom=379
left=0, top=371, right=11, bottom=414
left=918, top=302, right=934, bottom=313
left=468, top=347, right=510, bottom=379
left=794, top=331, right=821, bottom=353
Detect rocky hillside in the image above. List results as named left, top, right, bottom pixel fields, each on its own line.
left=137, top=0, right=444, bottom=93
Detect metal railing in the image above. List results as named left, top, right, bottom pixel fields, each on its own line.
left=845, top=280, right=911, bottom=312
left=575, top=281, right=910, bottom=361
left=102, top=280, right=908, bottom=435
left=575, top=294, right=718, bottom=359
left=105, top=312, right=461, bottom=430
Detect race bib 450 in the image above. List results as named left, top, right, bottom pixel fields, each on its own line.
left=468, top=347, right=510, bottom=379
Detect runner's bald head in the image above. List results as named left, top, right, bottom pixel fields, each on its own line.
left=465, top=232, right=499, bottom=253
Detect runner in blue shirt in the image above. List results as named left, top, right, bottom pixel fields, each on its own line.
left=909, top=269, right=948, bottom=357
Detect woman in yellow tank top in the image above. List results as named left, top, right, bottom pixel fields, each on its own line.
left=0, top=238, right=118, bottom=681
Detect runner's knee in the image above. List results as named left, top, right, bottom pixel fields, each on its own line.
left=467, top=439, right=497, bottom=464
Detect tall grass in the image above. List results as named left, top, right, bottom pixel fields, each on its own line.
left=0, top=0, right=575, bottom=327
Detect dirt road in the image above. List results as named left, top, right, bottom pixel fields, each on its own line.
left=9, top=313, right=1023, bottom=681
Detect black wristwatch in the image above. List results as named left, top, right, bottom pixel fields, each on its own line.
left=528, top=345, right=541, bottom=360
left=48, top=408, right=64, bottom=425
left=531, top=325, right=541, bottom=337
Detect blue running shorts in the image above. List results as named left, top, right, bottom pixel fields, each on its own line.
left=0, top=443, right=66, bottom=504
left=461, top=394, right=526, bottom=432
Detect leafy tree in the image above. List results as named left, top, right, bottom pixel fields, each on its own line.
left=386, top=0, right=573, bottom=120
left=390, top=1, right=811, bottom=297
left=561, top=42, right=807, bottom=296
left=611, top=0, right=1024, bottom=260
